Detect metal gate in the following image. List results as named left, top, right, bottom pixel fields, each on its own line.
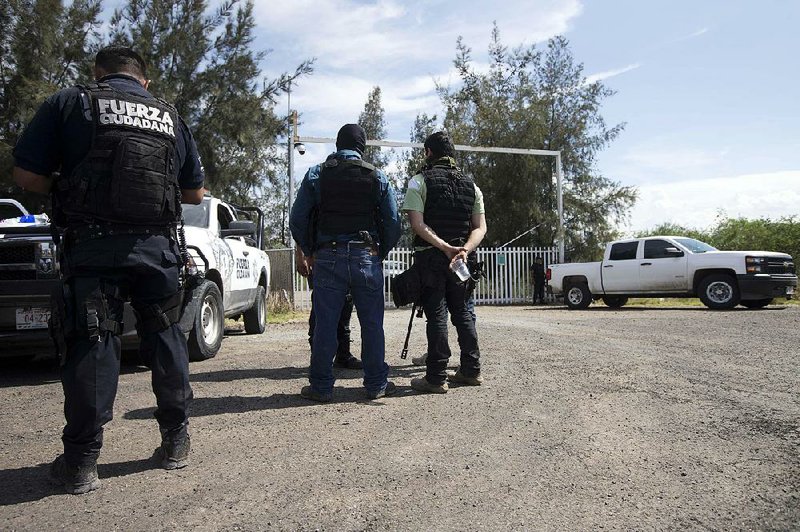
left=287, top=247, right=557, bottom=310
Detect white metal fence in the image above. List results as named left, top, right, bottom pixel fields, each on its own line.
left=290, top=247, right=557, bottom=310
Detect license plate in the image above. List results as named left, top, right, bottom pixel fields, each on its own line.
left=787, top=286, right=795, bottom=296
left=16, top=307, right=51, bottom=330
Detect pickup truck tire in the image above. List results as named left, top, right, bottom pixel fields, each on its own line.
left=698, top=274, right=740, bottom=310
left=188, top=281, right=224, bottom=361
left=243, top=285, right=267, bottom=334
left=565, top=283, right=592, bottom=310
left=740, top=298, right=773, bottom=309
left=602, top=296, right=629, bottom=308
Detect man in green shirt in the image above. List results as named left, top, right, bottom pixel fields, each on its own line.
left=402, top=132, right=487, bottom=393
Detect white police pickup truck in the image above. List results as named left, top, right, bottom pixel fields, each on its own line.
left=176, top=195, right=270, bottom=359
left=0, top=196, right=269, bottom=361
left=548, top=236, right=796, bottom=310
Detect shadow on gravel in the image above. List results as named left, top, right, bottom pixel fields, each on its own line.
left=0, top=463, right=58, bottom=505
left=190, top=366, right=362, bottom=383
left=0, top=457, right=158, bottom=505
left=124, top=386, right=416, bottom=419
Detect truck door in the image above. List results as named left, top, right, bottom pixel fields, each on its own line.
left=217, top=204, right=253, bottom=310
left=601, top=240, right=642, bottom=293
left=639, top=239, right=688, bottom=291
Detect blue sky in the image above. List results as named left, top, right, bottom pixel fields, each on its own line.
left=249, top=0, right=799, bottom=232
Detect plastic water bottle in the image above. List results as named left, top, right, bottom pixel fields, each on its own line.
left=451, top=258, right=471, bottom=281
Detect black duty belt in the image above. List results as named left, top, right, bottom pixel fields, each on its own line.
left=64, top=224, right=175, bottom=245
left=318, top=240, right=376, bottom=251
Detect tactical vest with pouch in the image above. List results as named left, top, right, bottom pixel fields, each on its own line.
left=55, top=82, right=179, bottom=226
left=413, top=165, right=476, bottom=248
left=317, top=157, right=380, bottom=238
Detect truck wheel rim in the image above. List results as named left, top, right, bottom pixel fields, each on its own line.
left=201, top=295, right=221, bottom=344
left=706, top=281, right=732, bottom=304
left=258, top=292, right=266, bottom=324
left=567, top=287, right=583, bottom=305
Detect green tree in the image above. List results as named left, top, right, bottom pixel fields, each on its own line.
left=712, top=216, right=800, bottom=261
left=438, top=27, right=636, bottom=260
left=109, top=0, right=313, bottom=212
left=357, top=86, right=390, bottom=170
left=0, top=0, right=102, bottom=206
left=636, top=222, right=712, bottom=243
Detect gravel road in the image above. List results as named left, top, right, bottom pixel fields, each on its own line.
left=0, top=304, right=798, bottom=531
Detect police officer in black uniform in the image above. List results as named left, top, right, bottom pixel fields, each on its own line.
left=13, top=46, right=204, bottom=494
left=402, top=132, right=487, bottom=394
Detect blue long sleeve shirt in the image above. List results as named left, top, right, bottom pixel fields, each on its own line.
left=290, top=149, right=401, bottom=258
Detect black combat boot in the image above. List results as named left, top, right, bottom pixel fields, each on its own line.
left=155, top=431, right=191, bottom=470
left=49, top=455, right=101, bottom=495
left=333, top=351, right=363, bottom=369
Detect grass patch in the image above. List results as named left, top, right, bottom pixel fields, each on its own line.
left=267, top=291, right=308, bottom=324
left=268, top=310, right=309, bottom=324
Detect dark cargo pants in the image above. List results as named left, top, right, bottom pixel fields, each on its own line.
left=56, top=233, right=192, bottom=467
left=416, top=248, right=480, bottom=385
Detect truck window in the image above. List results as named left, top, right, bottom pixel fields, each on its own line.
left=182, top=201, right=210, bottom=228
left=609, top=241, right=638, bottom=261
left=644, top=239, right=676, bottom=259
left=217, top=204, right=234, bottom=232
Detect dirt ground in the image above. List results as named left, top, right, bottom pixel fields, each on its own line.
left=0, top=304, right=798, bottom=531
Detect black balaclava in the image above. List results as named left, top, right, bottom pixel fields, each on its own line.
left=335, top=124, right=367, bottom=155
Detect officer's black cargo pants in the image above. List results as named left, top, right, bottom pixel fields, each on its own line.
left=56, top=234, right=192, bottom=467
left=416, top=248, right=481, bottom=385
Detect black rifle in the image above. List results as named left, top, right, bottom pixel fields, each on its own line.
left=400, top=303, right=424, bottom=359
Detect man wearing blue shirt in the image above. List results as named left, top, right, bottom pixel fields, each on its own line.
left=290, top=124, right=401, bottom=402
left=13, top=46, right=204, bottom=494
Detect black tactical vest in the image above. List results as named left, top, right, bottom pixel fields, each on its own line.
left=413, top=164, right=476, bottom=248
left=317, top=157, right=380, bottom=238
left=54, top=82, right=180, bottom=226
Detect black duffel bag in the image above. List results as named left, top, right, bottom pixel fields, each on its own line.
left=391, top=263, right=422, bottom=307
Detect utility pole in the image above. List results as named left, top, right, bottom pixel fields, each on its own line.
left=287, top=81, right=294, bottom=251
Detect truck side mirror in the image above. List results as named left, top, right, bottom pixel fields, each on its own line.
left=221, top=220, right=256, bottom=239
left=664, top=247, right=684, bottom=257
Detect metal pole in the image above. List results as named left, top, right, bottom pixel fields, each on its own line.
left=287, top=83, right=294, bottom=250
left=556, top=152, right=565, bottom=263
left=287, top=84, right=296, bottom=307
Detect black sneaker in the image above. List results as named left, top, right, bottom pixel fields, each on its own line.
left=334, top=354, right=363, bottom=369
left=367, top=381, right=397, bottom=400
left=300, top=385, right=333, bottom=403
left=49, top=455, right=100, bottom=495
left=155, top=433, right=191, bottom=470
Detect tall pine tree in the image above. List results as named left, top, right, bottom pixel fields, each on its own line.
left=0, top=0, right=102, bottom=206
left=357, top=86, right=390, bottom=170
left=109, top=0, right=313, bottom=216
left=439, top=26, right=636, bottom=259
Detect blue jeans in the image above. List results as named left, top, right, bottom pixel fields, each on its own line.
left=310, top=245, right=389, bottom=395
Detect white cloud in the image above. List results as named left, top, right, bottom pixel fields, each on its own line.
left=256, top=0, right=582, bottom=68
left=682, top=27, right=709, bottom=40
left=585, top=62, right=641, bottom=84
left=263, top=1, right=585, bottom=179
left=626, top=170, right=800, bottom=232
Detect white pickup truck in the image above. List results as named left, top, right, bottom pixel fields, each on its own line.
left=0, top=195, right=270, bottom=361
left=548, top=236, right=796, bottom=310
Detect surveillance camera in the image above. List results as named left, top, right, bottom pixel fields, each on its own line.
left=294, top=142, right=306, bottom=155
